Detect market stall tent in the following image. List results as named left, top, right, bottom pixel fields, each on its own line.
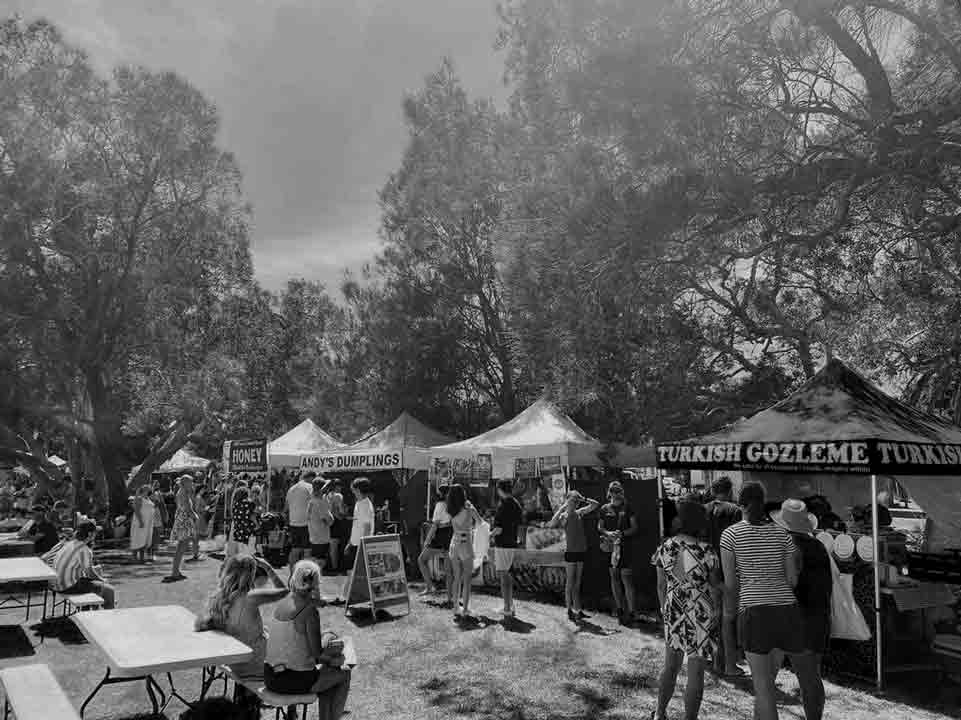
left=429, top=399, right=604, bottom=479
left=299, top=411, right=454, bottom=473
left=128, top=447, right=212, bottom=483
left=656, top=358, right=961, bottom=689
left=267, top=419, right=347, bottom=469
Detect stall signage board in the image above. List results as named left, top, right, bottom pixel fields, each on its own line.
left=474, top=454, right=492, bottom=483
left=344, top=534, right=411, bottom=620
left=300, top=452, right=402, bottom=472
left=657, top=439, right=961, bottom=475
left=225, top=438, right=268, bottom=473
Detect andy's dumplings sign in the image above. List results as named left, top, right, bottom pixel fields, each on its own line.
left=300, top=452, right=402, bottom=472
left=656, top=440, right=961, bottom=475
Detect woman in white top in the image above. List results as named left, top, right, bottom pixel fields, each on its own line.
left=129, top=485, right=155, bottom=563
left=417, top=485, right=454, bottom=603
left=445, top=484, right=483, bottom=621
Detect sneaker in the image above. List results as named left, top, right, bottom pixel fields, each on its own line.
left=576, top=611, right=590, bottom=620
left=568, top=610, right=578, bottom=622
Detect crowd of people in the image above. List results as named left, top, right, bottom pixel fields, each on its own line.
left=6, top=461, right=892, bottom=720
left=651, top=478, right=833, bottom=720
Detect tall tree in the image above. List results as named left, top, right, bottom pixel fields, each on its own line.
left=0, top=19, right=253, bottom=511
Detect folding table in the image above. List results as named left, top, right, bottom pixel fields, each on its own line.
left=72, top=604, right=252, bottom=717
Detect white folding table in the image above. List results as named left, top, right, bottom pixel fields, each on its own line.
left=72, top=605, right=253, bottom=717
left=0, top=557, right=56, bottom=622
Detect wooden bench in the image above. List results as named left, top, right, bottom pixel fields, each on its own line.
left=0, top=663, right=80, bottom=720
left=63, top=594, right=104, bottom=616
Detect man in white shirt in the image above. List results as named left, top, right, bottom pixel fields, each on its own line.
left=286, top=471, right=314, bottom=571
left=342, top=477, right=375, bottom=597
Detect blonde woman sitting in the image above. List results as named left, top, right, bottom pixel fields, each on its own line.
left=265, top=560, right=351, bottom=720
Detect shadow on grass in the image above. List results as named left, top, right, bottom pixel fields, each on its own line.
left=345, top=608, right=405, bottom=627
left=29, top=615, right=88, bottom=644
left=571, top=618, right=621, bottom=637
left=502, top=616, right=536, bottom=634
left=0, top=625, right=36, bottom=658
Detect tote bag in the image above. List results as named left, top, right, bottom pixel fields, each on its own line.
left=829, top=556, right=872, bottom=642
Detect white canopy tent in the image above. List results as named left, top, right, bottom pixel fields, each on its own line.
left=267, top=419, right=347, bottom=469
left=299, top=411, right=454, bottom=473
left=128, top=447, right=211, bottom=483
left=429, top=399, right=603, bottom=479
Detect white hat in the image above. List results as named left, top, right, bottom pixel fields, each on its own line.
left=770, top=498, right=818, bottom=534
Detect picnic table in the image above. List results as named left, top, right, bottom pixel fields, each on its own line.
left=72, top=605, right=252, bottom=718
left=0, top=556, right=56, bottom=621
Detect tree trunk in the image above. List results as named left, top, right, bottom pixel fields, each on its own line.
left=85, top=371, right=129, bottom=519
left=126, top=417, right=198, bottom=492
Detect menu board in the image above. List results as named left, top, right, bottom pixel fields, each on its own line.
left=344, top=533, right=411, bottom=620
left=474, top=454, right=492, bottom=483
left=451, top=457, right=474, bottom=483
left=515, top=458, right=537, bottom=479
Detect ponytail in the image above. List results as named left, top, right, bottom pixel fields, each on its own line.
left=738, top=482, right=766, bottom=524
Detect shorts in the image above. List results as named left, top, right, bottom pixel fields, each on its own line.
left=264, top=664, right=318, bottom=694
left=289, top=525, right=309, bottom=549
left=738, top=604, right=805, bottom=655
left=802, top=612, right=831, bottom=654
left=564, top=551, right=587, bottom=563
left=429, top=526, right=453, bottom=549
left=494, top=548, right=516, bottom=572
left=311, top=543, right=330, bottom=559
left=332, top=519, right=350, bottom=542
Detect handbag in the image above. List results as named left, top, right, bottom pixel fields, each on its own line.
left=829, top=556, right=872, bottom=641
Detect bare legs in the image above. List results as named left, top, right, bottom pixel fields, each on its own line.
left=450, top=548, right=473, bottom=617
left=328, top=538, right=341, bottom=573
left=608, top=567, right=635, bottom=619
left=565, top=562, right=584, bottom=615
left=656, top=647, right=708, bottom=720
left=790, top=652, right=824, bottom=720
left=745, top=651, right=778, bottom=720
left=417, top=548, right=438, bottom=593
left=498, top=569, right=514, bottom=615
left=169, top=539, right=188, bottom=579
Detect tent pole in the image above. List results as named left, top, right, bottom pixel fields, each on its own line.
left=656, top=469, right=665, bottom=539
left=871, top=473, right=883, bottom=691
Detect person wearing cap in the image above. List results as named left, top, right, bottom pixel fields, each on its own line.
left=598, top=480, right=640, bottom=625
left=651, top=498, right=721, bottom=720
left=549, top=490, right=600, bottom=621
left=771, top=499, right=831, bottom=720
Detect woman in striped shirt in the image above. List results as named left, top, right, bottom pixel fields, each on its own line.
left=720, top=482, right=801, bottom=720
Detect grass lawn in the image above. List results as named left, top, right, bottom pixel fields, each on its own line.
left=0, top=545, right=958, bottom=720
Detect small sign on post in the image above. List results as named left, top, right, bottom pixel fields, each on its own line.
left=344, top=533, right=410, bottom=621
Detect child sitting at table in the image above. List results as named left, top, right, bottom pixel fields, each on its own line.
left=265, top=560, right=351, bottom=720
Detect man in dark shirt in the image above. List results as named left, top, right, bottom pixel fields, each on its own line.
left=704, top=476, right=743, bottom=675
left=490, top=480, right=523, bottom=619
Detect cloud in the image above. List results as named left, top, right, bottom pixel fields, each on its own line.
left=2, top=0, right=506, bottom=291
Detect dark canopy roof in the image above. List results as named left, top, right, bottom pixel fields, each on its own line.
left=657, top=359, right=961, bottom=475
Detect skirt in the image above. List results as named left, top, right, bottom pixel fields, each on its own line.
left=169, top=507, right=196, bottom=543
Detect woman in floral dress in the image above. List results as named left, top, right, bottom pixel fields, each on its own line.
left=165, top=475, right=198, bottom=582
left=651, top=499, right=721, bottom=720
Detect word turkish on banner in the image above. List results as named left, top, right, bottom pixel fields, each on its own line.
left=226, top=438, right=268, bottom=473
left=300, top=452, right=402, bottom=472
left=656, top=440, right=961, bottom=475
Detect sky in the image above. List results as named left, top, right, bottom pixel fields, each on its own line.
left=2, top=0, right=507, bottom=293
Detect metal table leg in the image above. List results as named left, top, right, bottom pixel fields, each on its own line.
left=80, top=668, right=166, bottom=718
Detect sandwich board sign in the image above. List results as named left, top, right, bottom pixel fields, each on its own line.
left=223, top=438, right=268, bottom=474
left=344, top=533, right=411, bottom=621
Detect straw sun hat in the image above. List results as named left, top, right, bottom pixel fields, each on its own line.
left=770, top=498, right=818, bottom=534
